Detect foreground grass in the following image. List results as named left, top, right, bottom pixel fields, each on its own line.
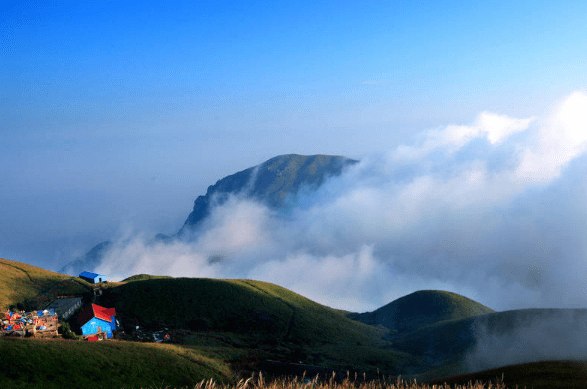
left=0, top=338, right=231, bottom=389
left=145, top=374, right=509, bottom=389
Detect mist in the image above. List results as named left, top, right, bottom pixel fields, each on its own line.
left=466, top=309, right=587, bottom=371
left=93, top=91, right=587, bottom=312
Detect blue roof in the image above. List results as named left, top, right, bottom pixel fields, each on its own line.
left=79, top=271, right=104, bottom=279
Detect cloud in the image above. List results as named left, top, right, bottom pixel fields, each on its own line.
left=393, top=111, right=534, bottom=162
left=515, top=91, right=587, bottom=181
left=95, top=90, right=587, bottom=312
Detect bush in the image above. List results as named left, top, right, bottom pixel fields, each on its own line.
left=60, top=322, right=82, bottom=340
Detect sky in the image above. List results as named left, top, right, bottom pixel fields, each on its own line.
left=2, top=0, right=587, bottom=312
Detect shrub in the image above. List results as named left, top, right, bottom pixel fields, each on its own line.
left=60, top=322, right=82, bottom=340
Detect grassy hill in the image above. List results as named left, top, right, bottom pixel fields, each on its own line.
left=4, top=256, right=585, bottom=387
left=353, top=290, right=494, bottom=333
left=99, top=277, right=416, bottom=375
left=0, top=257, right=92, bottom=311
left=0, top=337, right=231, bottom=389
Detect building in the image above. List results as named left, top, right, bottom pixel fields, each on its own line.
left=79, top=271, right=107, bottom=284
left=78, top=303, right=116, bottom=338
left=44, top=297, right=83, bottom=320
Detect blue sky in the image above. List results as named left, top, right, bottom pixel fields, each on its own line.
left=2, top=0, right=587, bottom=308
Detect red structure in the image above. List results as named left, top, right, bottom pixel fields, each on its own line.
left=78, top=304, right=117, bottom=339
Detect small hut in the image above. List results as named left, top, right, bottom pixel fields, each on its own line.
left=79, top=271, right=107, bottom=284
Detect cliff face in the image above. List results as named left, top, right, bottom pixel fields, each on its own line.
left=178, top=154, right=357, bottom=236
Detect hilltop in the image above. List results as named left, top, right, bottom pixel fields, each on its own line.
left=352, top=290, right=494, bottom=333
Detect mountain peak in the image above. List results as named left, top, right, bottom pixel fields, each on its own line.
left=179, top=154, right=357, bottom=236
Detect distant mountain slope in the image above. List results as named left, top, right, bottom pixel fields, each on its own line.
left=353, top=290, right=495, bottom=333
left=179, top=154, right=357, bottom=235
left=0, top=257, right=91, bottom=310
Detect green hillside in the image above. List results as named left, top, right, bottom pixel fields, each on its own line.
left=0, top=257, right=91, bottom=311
left=0, top=337, right=231, bottom=389
left=99, top=277, right=416, bottom=375
left=353, top=290, right=494, bottom=333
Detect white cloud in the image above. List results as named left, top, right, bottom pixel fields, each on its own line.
left=95, top=91, right=587, bottom=313
left=515, top=91, right=587, bottom=181
left=393, top=111, right=534, bottom=162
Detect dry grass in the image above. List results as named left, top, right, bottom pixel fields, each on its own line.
left=149, top=373, right=510, bottom=389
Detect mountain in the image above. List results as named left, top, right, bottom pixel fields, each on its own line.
left=62, top=154, right=357, bottom=275
left=352, top=290, right=495, bottom=333
left=178, top=154, right=357, bottom=236
left=58, top=240, right=111, bottom=275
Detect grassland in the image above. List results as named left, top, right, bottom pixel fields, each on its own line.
left=3, top=256, right=586, bottom=389
left=0, top=337, right=231, bottom=389
left=0, top=257, right=91, bottom=311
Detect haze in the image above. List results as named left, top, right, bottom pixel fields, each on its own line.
left=2, top=1, right=587, bottom=312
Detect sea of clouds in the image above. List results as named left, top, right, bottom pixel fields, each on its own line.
left=95, top=91, right=587, bottom=313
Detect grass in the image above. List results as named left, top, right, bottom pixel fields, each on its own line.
left=143, top=374, right=510, bottom=389
left=0, top=257, right=92, bottom=311
left=0, top=337, right=231, bottom=389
